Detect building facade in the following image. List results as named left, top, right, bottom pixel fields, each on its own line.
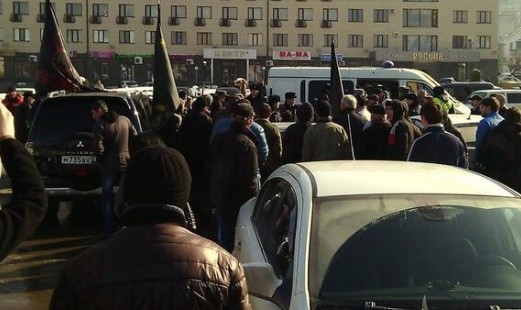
left=0, top=0, right=499, bottom=89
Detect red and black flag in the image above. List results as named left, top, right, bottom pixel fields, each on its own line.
left=36, top=0, right=91, bottom=96
left=151, top=1, right=180, bottom=131
left=329, top=42, right=344, bottom=119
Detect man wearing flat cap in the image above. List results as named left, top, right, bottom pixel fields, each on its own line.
left=50, top=146, right=251, bottom=309
left=209, top=101, right=259, bottom=252
left=281, top=91, right=298, bottom=121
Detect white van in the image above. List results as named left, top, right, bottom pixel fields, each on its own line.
left=267, top=66, right=469, bottom=114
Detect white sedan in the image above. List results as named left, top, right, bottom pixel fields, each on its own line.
left=233, top=161, right=521, bottom=309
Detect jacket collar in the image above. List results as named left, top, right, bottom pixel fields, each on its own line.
left=120, top=203, right=187, bottom=227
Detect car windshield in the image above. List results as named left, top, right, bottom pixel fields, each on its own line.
left=310, top=194, right=521, bottom=306
left=31, top=96, right=135, bottom=145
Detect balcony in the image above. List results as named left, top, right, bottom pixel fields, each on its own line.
left=142, top=16, right=154, bottom=25
left=271, top=19, right=281, bottom=27
left=168, top=17, right=180, bottom=25
left=195, top=18, right=206, bottom=26
left=321, top=20, right=333, bottom=28
left=116, top=16, right=128, bottom=24
left=36, top=14, right=45, bottom=23
left=296, top=19, right=307, bottom=28
left=220, top=18, right=231, bottom=27
left=10, top=13, right=22, bottom=22
left=245, top=19, right=257, bottom=27
left=64, top=14, right=76, bottom=23
left=90, top=15, right=102, bottom=24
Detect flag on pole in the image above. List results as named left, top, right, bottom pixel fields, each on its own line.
left=329, top=42, right=344, bottom=119
left=36, top=0, right=91, bottom=96
left=151, top=1, right=181, bottom=131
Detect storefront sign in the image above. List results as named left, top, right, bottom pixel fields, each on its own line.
left=374, top=50, right=481, bottom=62
left=272, top=50, right=312, bottom=61
left=204, top=48, right=256, bottom=59
left=89, top=51, right=115, bottom=59
left=320, top=53, right=344, bottom=62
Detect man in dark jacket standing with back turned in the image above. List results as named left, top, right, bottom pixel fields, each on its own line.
left=50, top=146, right=250, bottom=309
left=0, top=102, right=47, bottom=262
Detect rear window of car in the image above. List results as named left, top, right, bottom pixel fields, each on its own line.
left=312, top=194, right=521, bottom=302
left=30, top=96, right=136, bottom=145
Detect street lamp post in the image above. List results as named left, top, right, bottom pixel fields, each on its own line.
left=194, top=66, right=199, bottom=86
left=261, top=66, right=266, bottom=85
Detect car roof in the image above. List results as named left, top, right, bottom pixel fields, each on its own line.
left=276, top=161, right=519, bottom=198
left=470, top=89, right=521, bottom=96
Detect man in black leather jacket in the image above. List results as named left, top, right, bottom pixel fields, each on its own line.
left=50, top=146, right=250, bottom=309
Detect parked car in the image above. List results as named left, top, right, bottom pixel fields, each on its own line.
left=233, top=160, right=521, bottom=309
left=441, top=81, right=499, bottom=102
left=26, top=92, right=149, bottom=198
left=118, top=80, right=139, bottom=88
left=498, top=75, right=521, bottom=89
left=466, top=89, right=521, bottom=109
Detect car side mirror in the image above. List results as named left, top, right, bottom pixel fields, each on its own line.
left=242, top=262, right=283, bottom=297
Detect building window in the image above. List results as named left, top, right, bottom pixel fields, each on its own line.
left=324, top=34, right=338, bottom=47
left=171, top=5, right=186, bottom=18
left=13, top=2, right=29, bottom=15
left=248, top=33, right=263, bottom=46
left=92, top=4, right=108, bottom=17
left=248, top=7, right=262, bottom=20
left=452, top=35, right=468, bottom=49
left=374, top=9, right=389, bottom=23
left=348, top=9, right=363, bottom=22
left=297, top=8, right=313, bottom=21
left=119, top=30, right=135, bottom=44
left=66, top=29, right=81, bottom=43
left=453, top=10, right=467, bottom=23
left=273, top=33, right=288, bottom=47
left=93, top=29, right=109, bottom=43
left=66, top=3, right=82, bottom=16
left=477, top=11, right=491, bottom=24
left=145, top=31, right=156, bottom=44
left=171, top=31, right=186, bottom=45
left=222, top=33, right=238, bottom=46
left=348, top=34, right=363, bottom=48
left=374, top=34, right=388, bottom=48
left=477, top=36, right=491, bottom=49
left=119, top=4, right=134, bottom=17
left=197, top=32, right=212, bottom=45
left=273, top=8, right=288, bottom=21
left=323, top=8, right=338, bottom=21
left=145, top=5, right=158, bottom=18
left=196, top=6, right=212, bottom=19
left=222, top=7, right=237, bottom=20
left=298, top=34, right=313, bottom=47
left=403, top=9, right=438, bottom=27
left=402, top=35, right=437, bottom=51
left=13, top=28, right=29, bottom=41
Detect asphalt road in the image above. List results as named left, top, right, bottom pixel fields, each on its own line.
left=0, top=171, right=105, bottom=309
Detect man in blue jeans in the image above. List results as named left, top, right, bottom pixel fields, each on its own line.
left=91, top=100, right=137, bottom=235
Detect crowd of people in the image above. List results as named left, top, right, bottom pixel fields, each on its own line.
left=2, top=80, right=521, bottom=308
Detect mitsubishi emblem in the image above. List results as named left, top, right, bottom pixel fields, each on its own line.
left=76, top=141, right=85, bottom=148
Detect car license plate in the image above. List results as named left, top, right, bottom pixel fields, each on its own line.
left=61, top=156, right=96, bottom=165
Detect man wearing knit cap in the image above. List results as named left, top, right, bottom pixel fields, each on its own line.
left=50, top=146, right=251, bottom=309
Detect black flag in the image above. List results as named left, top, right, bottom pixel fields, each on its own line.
left=36, top=0, right=91, bottom=96
left=151, top=2, right=180, bottom=131
left=329, top=42, right=344, bottom=119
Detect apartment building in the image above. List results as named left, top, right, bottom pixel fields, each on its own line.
left=0, top=0, right=498, bottom=89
